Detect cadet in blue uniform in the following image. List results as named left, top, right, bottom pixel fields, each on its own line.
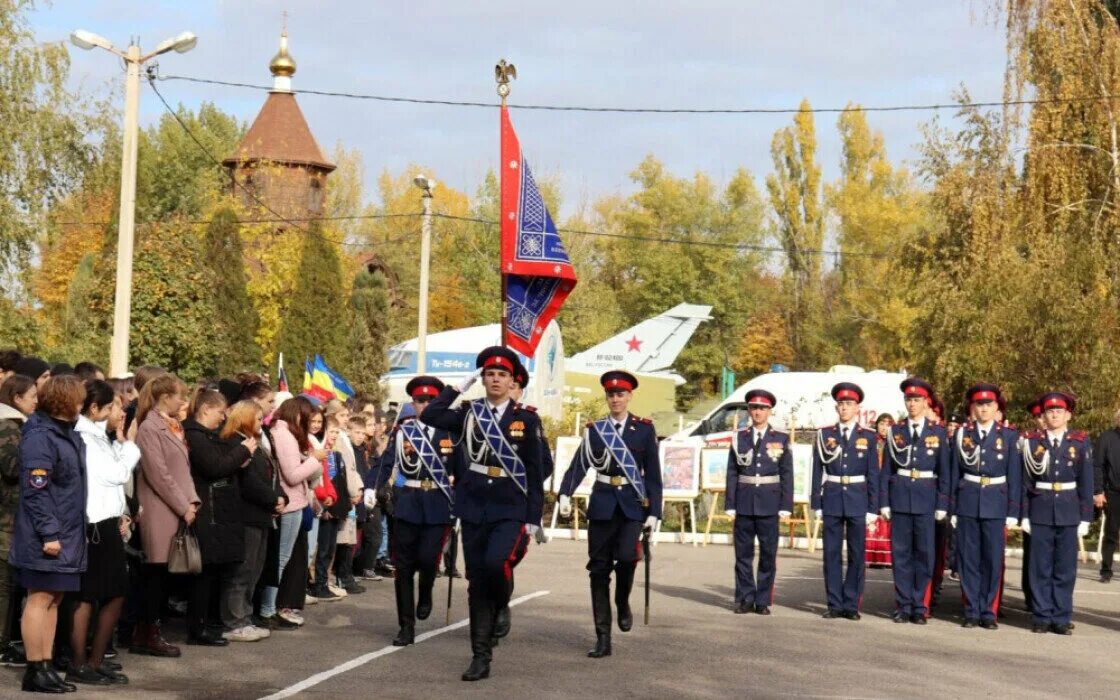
left=949, top=383, right=1021, bottom=629
left=880, top=378, right=949, bottom=624
left=558, top=370, right=661, bottom=658
left=811, top=383, right=879, bottom=620
left=420, top=347, right=546, bottom=682
left=724, top=389, right=792, bottom=615
left=1019, top=392, right=1093, bottom=635
left=372, top=376, right=455, bottom=647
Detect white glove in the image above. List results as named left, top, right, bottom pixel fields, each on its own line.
left=558, top=495, right=572, bottom=517
left=950, top=515, right=957, bottom=528
left=1020, top=518, right=1031, bottom=535
left=363, top=488, right=376, bottom=509
left=1005, top=517, right=1018, bottom=528
left=526, top=524, right=540, bottom=537
left=456, top=368, right=483, bottom=393
left=1078, top=521, right=1090, bottom=537
left=934, top=510, right=947, bottom=522
left=865, top=513, right=878, bottom=526
left=778, top=510, right=791, bottom=519
left=880, top=507, right=891, bottom=521
left=814, top=509, right=823, bottom=519
left=644, top=515, right=658, bottom=530
left=724, top=509, right=736, bottom=518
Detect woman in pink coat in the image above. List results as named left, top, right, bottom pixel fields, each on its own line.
left=132, top=374, right=198, bottom=657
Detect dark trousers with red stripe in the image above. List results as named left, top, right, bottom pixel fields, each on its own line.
left=823, top=515, right=865, bottom=613
left=956, top=516, right=1005, bottom=622
left=587, top=510, right=643, bottom=609
left=1028, top=523, right=1078, bottom=626
left=462, top=520, right=530, bottom=610
left=890, top=511, right=935, bottom=617
left=733, top=514, right=779, bottom=607
left=393, top=520, right=452, bottom=592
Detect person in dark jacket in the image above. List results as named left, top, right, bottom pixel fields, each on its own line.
left=182, top=389, right=254, bottom=647
left=220, top=401, right=285, bottom=641
left=1094, top=409, right=1120, bottom=583
left=10, top=375, right=88, bottom=693
left=1, top=373, right=36, bottom=668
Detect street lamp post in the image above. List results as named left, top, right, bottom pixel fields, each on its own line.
left=69, top=29, right=198, bottom=377
left=413, top=175, right=435, bottom=375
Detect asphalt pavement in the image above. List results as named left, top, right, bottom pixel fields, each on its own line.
left=7, top=538, right=1118, bottom=699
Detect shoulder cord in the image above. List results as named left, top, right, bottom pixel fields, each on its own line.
left=887, top=427, right=913, bottom=468
left=395, top=430, right=421, bottom=477
left=956, top=429, right=980, bottom=468
left=730, top=429, right=755, bottom=467
left=581, top=423, right=612, bottom=473
left=1020, top=436, right=1050, bottom=478
left=463, top=408, right=490, bottom=465
left=815, top=429, right=842, bottom=465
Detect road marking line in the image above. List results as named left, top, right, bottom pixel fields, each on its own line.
left=260, top=589, right=551, bottom=699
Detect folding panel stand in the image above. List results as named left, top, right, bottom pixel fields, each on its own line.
left=662, top=497, right=697, bottom=547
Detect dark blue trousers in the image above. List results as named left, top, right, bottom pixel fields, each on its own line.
left=734, top=514, right=779, bottom=607
left=956, top=516, right=1005, bottom=621
left=461, top=520, right=530, bottom=609
left=1028, top=523, right=1078, bottom=625
left=823, top=515, right=865, bottom=612
left=890, top=512, right=936, bottom=616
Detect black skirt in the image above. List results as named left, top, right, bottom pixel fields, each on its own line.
left=79, top=517, right=128, bottom=602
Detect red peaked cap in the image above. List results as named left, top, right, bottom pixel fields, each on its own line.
left=966, top=382, right=1001, bottom=406
left=831, top=382, right=864, bottom=403
left=406, top=376, right=445, bottom=399
left=1039, top=391, right=1076, bottom=414
left=900, top=377, right=934, bottom=400
left=601, top=370, right=638, bottom=392
left=476, top=346, right=519, bottom=374
left=1027, top=398, right=1043, bottom=417
left=513, top=363, right=529, bottom=389
left=745, top=389, right=777, bottom=408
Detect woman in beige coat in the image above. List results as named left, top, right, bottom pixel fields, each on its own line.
left=131, top=374, right=198, bottom=658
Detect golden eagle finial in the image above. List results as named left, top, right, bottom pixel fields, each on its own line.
left=495, top=59, right=516, bottom=101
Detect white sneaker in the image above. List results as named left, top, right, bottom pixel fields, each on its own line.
left=327, top=584, right=348, bottom=598
left=223, top=626, right=263, bottom=642
left=247, top=624, right=271, bottom=640
left=304, top=594, right=319, bottom=606
left=278, top=609, right=305, bottom=626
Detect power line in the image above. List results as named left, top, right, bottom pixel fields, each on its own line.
left=155, top=71, right=1115, bottom=115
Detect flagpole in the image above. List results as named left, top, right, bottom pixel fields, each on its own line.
left=496, top=59, right=516, bottom=347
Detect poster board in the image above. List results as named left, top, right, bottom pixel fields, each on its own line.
left=659, top=441, right=700, bottom=499
left=552, top=435, right=594, bottom=496
left=790, top=443, right=813, bottom=504
left=700, top=447, right=729, bottom=492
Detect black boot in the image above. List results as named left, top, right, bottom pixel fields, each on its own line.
left=614, top=562, right=635, bottom=632
left=393, top=574, right=416, bottom=646
left=493, top=605, right=511, bottom=638
left=587, top=576, right=612, bottom=658
left=22, top=662, right=66, bottom=693
left=416, top=569, right=434, bottom=621
left=461, top=603, right=493, bottom=682
left=42, top=662, right=76, bottom=693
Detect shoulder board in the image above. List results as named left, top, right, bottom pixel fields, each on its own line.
left=522, top=404, right=538, bottom=413
left=1020, top=430, right=1039, bottom=440
left=859, top=426, right=877, bottom=436
left=585, top=421, right=595, bottom=429
left=1068, top=430, right=1089, bottom=442
left=637, top=417, right=652, bottom=425
left=769, top=429, right=789, bottom=437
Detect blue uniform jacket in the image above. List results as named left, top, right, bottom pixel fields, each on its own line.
left=1020, top=431, right=1094, bottom=526
left=420, top=387, right=545, bottom=526
left=880, top=422, right=950, bottom=514
left=372, top=417, right=454, bottom=526
left=8, top=412, right=88, bottom=574
left=725, top=427, right=793, bottom=516
left=949, top=422, right=1021, bottom=519
left=810, top=424, right=879, bottom=517
left=558, top=415, right=663, bottom=521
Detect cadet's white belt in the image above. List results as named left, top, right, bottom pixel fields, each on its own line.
left=963, top=474, right=1006, bottom=486
left=738, top=475, right=781, bottom=485
left=895, top=469, right=935, bottom=480
left=469, top=463, right=507, bottom=478
left=824, top=475, right=866, bottom=484
left=403, top=479, right=438, bottom=490
left=596, top=473, right=628, bottom=486
left=1034, top=481, right=1077, bottom=492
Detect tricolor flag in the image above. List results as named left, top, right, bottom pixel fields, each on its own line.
left=500, top=104, right=577, bottom=356
left=301, top=354, right=354, bottom=403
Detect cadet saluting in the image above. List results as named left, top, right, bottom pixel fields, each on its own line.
left=1019, top=392, right=1093, bottom=635
left=371, top=376, right=455, bottom=647
left=950, top=383, right=1020, bottom=630
left=811, top=383, right=879, bottom=620
left=880, top=378, right=949, bottom=624
left=558, top=370, right=661, bottom=658
left=420, top=347, right=546, bottom=682
left=724, top=389, right=792, bottom=616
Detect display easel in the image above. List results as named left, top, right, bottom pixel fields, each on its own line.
left=702, top=491, right=732, bottom=546
left=787, top=502, right=813, bottom=551
left=662, top=497, right=697, bottom=546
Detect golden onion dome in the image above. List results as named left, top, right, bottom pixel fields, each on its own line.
left=269, top=32, right=296, bottom=77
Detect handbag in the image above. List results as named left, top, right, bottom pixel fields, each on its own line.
left=167, top=522, right=202, bottom=574
left=300, top=504, right=314, bottom=532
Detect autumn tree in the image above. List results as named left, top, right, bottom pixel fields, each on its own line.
left=203, top=206, right=261, bottom=374
left=341, top=266, right=390, bottom=400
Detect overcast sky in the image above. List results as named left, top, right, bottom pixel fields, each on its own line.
left=32, top=1, right=1007, bottom=215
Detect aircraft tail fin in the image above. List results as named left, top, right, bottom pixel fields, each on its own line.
left=566, top=303, right=712, bottom=374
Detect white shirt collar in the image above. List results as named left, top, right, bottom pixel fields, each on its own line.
left=909, top=418, right=926, bottom=432
left=976, top=420, right=995, bottom=433
left=1046, top=429, right=1067, bottom=443
left=753, top=424, right=768, bottom=440
left=838, top=420, right=858, bottom=432
left=488, top=399, right=511, bottom=417
left=611, top=414, right=629, bottom=430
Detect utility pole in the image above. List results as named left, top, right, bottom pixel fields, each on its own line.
left=413, top=175, right=435, bottom=374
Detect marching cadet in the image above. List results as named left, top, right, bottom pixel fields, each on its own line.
left=880, top=378, right=949, bottom=624
left=1019, top=392, right=1093, bottom=635
left=558, top=370, right=661, bottom=658
left=723, top=389, right=792, bottom=615
left=811, top=382, right=879, bottom=620
left=372, top=376, right=455, bottom=647
left=949, top=383, right=1021, bottom=630
left=420, top=347, right=546, bottom=682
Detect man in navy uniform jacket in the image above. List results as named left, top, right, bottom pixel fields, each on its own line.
left=811, top=382, right=879, bottom=620
left=723, top=388, right=792, bottom=616
left=558, top=370, right=661, bottom=658
left=420, top=346, right=545, bottom=682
